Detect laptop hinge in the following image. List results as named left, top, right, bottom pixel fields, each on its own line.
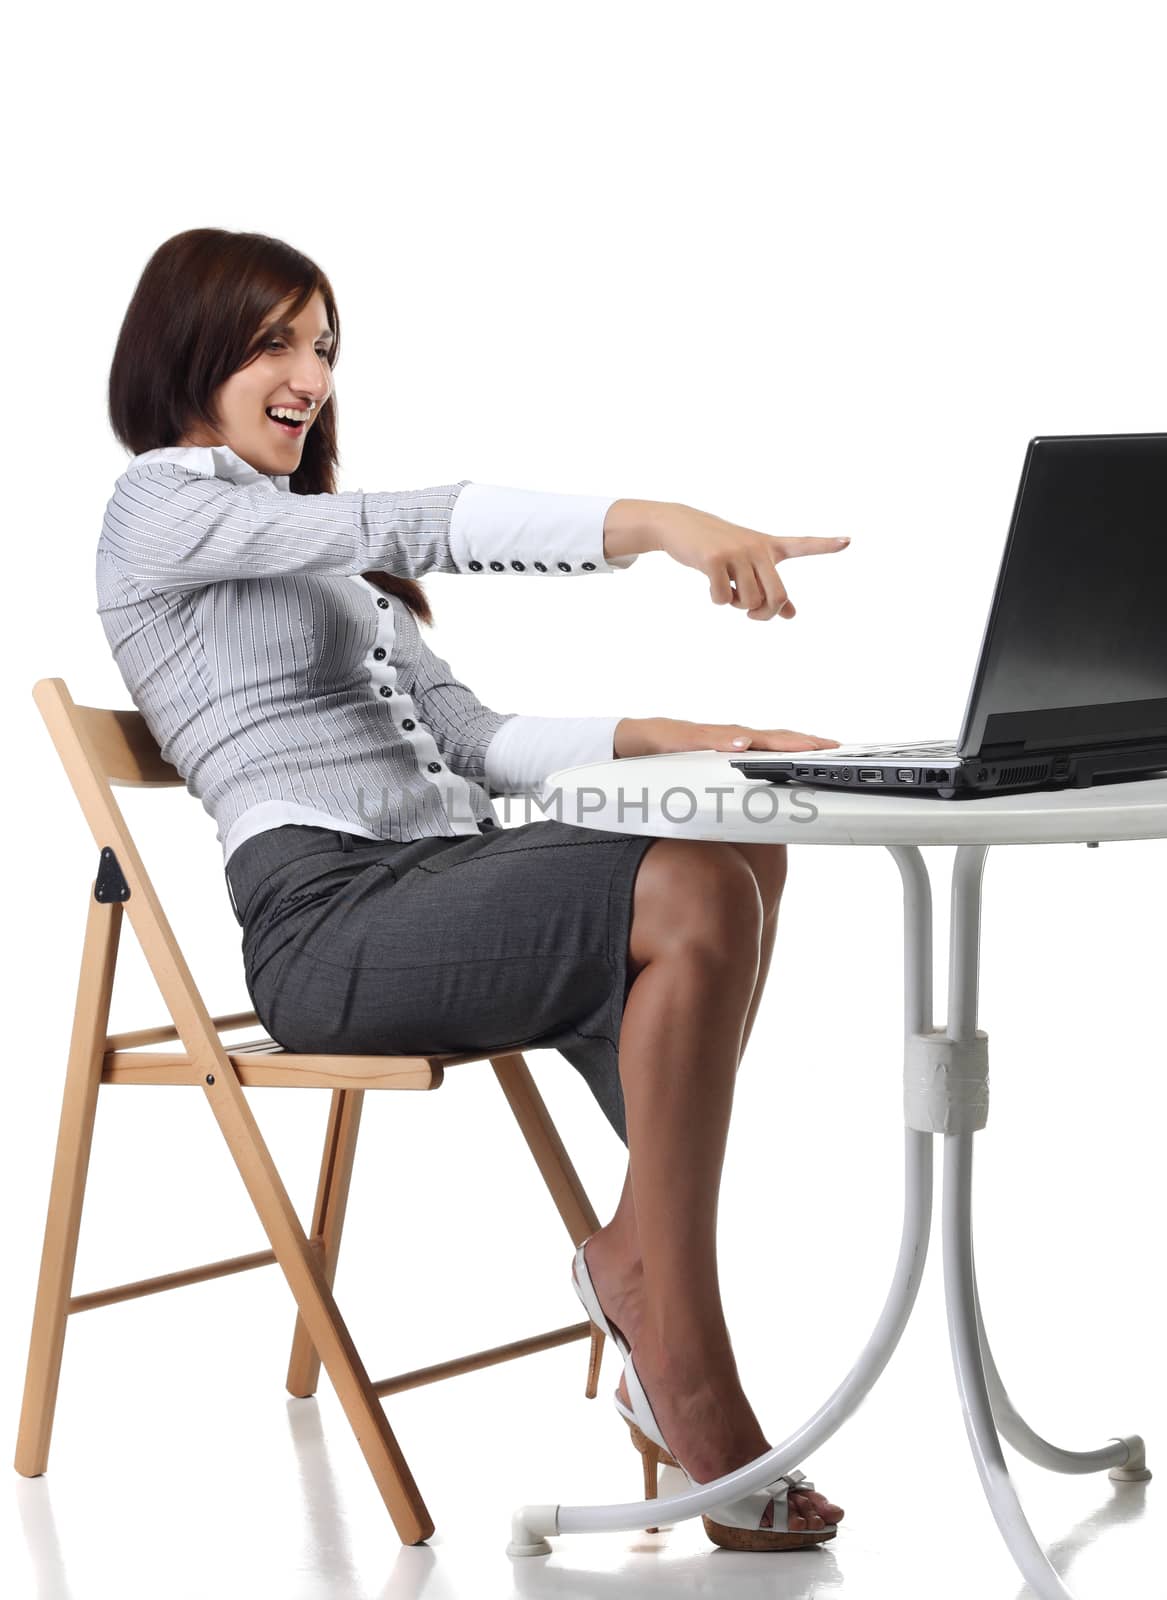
left=981, top=700, right=1167, bottom=754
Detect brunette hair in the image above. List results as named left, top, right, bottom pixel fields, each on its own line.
left=107, top=228, right=434, bottom=625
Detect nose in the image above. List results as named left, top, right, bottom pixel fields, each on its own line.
left=288, top=355, right=332, bottom=407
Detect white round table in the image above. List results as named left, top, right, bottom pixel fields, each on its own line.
left=508, top=753, right=1167, bottom=1597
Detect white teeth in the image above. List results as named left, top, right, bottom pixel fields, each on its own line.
left=267, top=406, right=310, bottom=422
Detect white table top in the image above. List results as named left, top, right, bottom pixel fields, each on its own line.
left=539, top=751, right=1167, bottom=846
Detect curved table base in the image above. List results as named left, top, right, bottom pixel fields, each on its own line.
left=974, top=1251, right=1149, bottom=1482
left=509, top=843, right=1150, bottom=1599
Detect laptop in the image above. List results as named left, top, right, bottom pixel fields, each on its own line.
left=730, top=433, right=1167, bottom=800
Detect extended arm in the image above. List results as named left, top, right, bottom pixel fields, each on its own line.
left=103, top=467, right=642, bottom=594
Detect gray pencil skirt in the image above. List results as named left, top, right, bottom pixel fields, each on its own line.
left=223, top=820, right=659, bottom=1145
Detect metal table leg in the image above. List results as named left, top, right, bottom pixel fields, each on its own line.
left=935, top=844, right=1149, bottom=1600
left=975, top=1262, right=1149, bottom=1482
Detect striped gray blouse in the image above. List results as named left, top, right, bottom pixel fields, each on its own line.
left=96, top=444, right=638, bottom=867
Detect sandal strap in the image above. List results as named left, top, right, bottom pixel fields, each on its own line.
left=760, top=1468, right=815, bottom=1502
left=707, top=1468, right=817, bottom=1532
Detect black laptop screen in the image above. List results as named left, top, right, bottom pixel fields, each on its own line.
left=959, top=434, right=1167, bottom=755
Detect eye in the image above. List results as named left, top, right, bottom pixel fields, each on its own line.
left=266, top=339, right=330, bottom=359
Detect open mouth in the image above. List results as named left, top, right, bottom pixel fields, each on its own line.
left=266, top=408, right=307, bottom=436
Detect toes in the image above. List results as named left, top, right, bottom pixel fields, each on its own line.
left=808, top=1489, right=844, bottom=1523
left=814, top=1490, right=844, bottom=1522
left=763, top=1487, right=845, bottom=1535
left=790, top=1490, right=831, bottom=1530
left=799, top=1495, right=825, bottom=1530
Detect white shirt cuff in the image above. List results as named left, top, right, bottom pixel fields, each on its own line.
left=448, top=483, right=638, bottom=574
left=483, top=714, right=621, bottom=795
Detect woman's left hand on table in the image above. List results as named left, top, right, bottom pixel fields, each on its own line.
left=613, top=717, right=842, bottom=759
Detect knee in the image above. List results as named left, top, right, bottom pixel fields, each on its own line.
left=761, top=843, right=788, bottom=920
left=739, top=842, right=788, bottom=921
left=629, top=839, right=764, bottom=971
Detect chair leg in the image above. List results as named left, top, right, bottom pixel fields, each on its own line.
left=286, top=1087, right=365, bottom=1398
left=15, top=891, right=122, bottom=1477
left=200, top=1064, right=433, bottom=1545
left=489, top=1052, right=602, bottom=1245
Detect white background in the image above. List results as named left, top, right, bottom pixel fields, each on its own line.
left=2, top=3, right=1163, bottom=1597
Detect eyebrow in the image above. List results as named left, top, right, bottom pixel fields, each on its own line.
left=263, top=320, right=335, bottom=344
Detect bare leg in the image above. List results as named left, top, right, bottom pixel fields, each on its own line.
left=588, top=840, right=786, bottom=1309
left=598, top=840, right=787, bottom=1268
left=610, top=840, right=764, bottom=1472
left=581, top=841, right=839, bottom=1526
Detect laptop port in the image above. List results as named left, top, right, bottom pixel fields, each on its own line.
left=813, top=768, right=830, bottom=778
left=925, top=769, right=948, bottom=783
left=794, top=766, right=812, bottom=777
left=859, top=768, right=883, bottom=782
left=897, top=768, right=915, bottom=783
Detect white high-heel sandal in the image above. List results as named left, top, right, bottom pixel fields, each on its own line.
left=621, top=1345, right=838, bottom=1552
left=572, top=1239, right=686, bottom=1532
left=570, top=1242, right=642, bottom=1416
left=572, top=1241, right=836, bottom=1548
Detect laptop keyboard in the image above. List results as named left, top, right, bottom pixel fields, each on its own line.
left=815, top=738, right=959, bottom=758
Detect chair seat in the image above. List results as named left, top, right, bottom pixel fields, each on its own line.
left=102, top=1036, right=511, bottom=1090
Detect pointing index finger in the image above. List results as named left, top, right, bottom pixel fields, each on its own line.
left=776, top=536, right=851, bottom=556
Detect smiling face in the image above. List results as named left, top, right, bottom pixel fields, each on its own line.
left=176, top=289, right=334, bottom=473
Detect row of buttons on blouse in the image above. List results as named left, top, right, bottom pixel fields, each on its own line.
left=373, top=595, right=443, bottom=775
left=372, top=590, right=496, bottom=828
left=466, top=559, right=597, bottom=572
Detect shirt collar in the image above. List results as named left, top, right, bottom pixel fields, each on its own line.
left=128, top=443, right=290, bottom=493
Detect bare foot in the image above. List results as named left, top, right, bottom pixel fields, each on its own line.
left=580, top=1234, right=844, bottom=1533
left=629, top=1332, right=845, bottom=1533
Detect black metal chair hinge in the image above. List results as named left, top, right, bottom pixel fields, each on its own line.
left=94, top=846, right=131, bottom=903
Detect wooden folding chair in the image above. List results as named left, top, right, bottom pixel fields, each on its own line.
left=16, top=675, right=606, bottom=1544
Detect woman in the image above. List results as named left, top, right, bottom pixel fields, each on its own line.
left=100, top=228, right=851, bottom=1550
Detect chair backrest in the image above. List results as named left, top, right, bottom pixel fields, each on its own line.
left=60, top=703, right=184, bottom=789
left=32, top=676, right=234, bottom=1076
